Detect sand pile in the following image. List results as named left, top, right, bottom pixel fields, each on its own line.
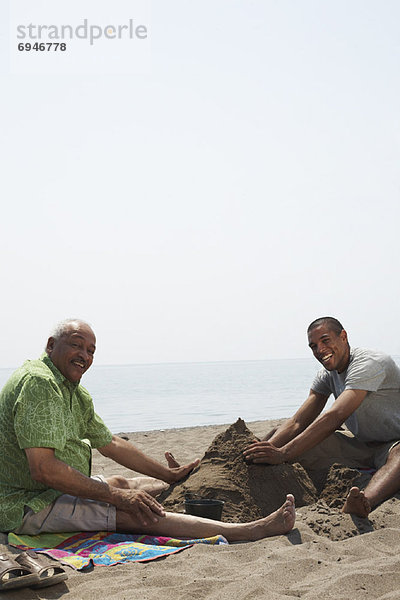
left=159, top=418, right=379, bottom=540
left=159, top=418, right=318, bottom=521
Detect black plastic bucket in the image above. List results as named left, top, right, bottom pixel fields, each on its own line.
left=184, top=498, right=225, bottom=521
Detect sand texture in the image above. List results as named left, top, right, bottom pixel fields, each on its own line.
left=1, top=418, right=400, bottom=599
left=159, top=418, right=318, bottom=521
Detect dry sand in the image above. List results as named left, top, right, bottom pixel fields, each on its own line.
left=2, top=418, right=400, bottom=599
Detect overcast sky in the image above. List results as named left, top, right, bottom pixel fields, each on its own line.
left=1, top=0, right=399, bottom=368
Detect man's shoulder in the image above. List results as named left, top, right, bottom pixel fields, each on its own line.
left=3, top=358, right=56, bottom=393
left=18, top=358, right=55, bottom=381
left=349, top=347, right=397, bottom=369
left=346, top=347, right=400, bottom=386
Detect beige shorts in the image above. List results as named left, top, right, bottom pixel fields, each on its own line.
left=14, top=476, right=116, bottom=535
left=298, top=429, right=400, bottom=473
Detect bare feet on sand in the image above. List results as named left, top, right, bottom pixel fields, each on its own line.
left=342, top=486, right=371, bottom=518
left=248, top=494, right=296, bottom=541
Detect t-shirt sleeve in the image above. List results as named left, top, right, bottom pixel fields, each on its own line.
left=310, top=369, right=334, bottom=397
left=14, top=376, right=67, bottom=450
left=344, top=355, right=386, bottom=392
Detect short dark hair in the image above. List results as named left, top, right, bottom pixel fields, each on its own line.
left=307, top=317, right=344, bottom=336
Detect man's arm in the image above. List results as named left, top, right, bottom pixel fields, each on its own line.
left=243, top=389, right=328, bottom=462
left=25, top=447, right=165, bottom=526
left=98, top=435, right=200, bottom=484
left=244, top=388, right=367, bottom=464
left=268, top=390, right=330, bottom=447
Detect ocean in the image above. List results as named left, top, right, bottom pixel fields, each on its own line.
left=0, top=358, right=325, bottom=433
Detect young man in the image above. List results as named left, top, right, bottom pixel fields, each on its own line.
left=0, top=319, right=295, bottom=541
left=244, top=317, right=400, bottom=518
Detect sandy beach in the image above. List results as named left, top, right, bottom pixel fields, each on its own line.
left=2, top=418, right=400, bottom=599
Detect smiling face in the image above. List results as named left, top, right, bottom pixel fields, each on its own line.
left=308, top=324, right=350, bottom=373
left=46, top=321, right=96, bottom=383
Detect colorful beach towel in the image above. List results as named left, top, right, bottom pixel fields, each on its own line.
left=9, top=531, right=228, bottom=570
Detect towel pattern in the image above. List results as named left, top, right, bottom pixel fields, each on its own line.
left=9, top=531, right=228, bottom=569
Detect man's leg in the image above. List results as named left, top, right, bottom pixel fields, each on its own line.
left=296, top=430, right=376, bottom=495
left=105, top=452, right=179, bottom=497
left=343, top=443, right=400, bottom=517
left=298, top=430, right=374, bottom=472
left=15, top=492, right=295, bottom=541
left=115, top=494, right=296, bottom=542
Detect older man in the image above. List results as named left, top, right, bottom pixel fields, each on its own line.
left=0, top=319, right=295, bottom=542
left=244, top=317, right=400, bottom=518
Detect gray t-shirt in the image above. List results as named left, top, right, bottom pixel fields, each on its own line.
left=311, top=347, right=400, bottom=442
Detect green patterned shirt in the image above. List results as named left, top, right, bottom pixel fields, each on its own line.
left=0, top=354, right=112, bottom=532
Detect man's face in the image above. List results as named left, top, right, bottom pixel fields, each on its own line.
left=46, top=322, right=96, bottom=383
left=308, top=324, right=350, bottom=373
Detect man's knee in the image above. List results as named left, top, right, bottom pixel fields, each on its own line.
left=106, top=475, right=130, bottom=488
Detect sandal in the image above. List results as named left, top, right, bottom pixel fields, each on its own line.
left=15, top=550, right=68, bottom=588
left=0, top=553, right=40, bottom=590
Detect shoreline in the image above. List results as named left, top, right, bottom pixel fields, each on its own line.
left=114, top=418, right=285, bottom=437
left=2, top=417, right=400, bottom=599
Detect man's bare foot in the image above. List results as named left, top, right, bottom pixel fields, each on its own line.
left=165, top=451, right=180, bottom=468
left=164, top=452, right=200, bottom=483
left=248, top=494, right=296, bottom=541
left=342, top=486, right=371, bottom=518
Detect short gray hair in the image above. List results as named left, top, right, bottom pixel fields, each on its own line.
left=48, top=318, right=92, bottom=342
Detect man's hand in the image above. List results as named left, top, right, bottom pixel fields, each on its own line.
left=243, top=440, right=287, bottom=465
left=25, top=446, right=166, bottom=527
left=114, top=488, right=166, bottom=526
left=164, top=451, right=200, bottom=484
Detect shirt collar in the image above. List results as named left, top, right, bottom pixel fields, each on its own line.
left=40, top=352, right=79, bottom=392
